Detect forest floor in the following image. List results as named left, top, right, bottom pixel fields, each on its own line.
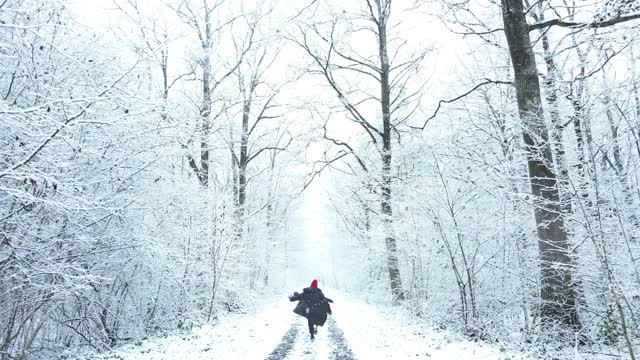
left=70, top=290, right=530, bottom=360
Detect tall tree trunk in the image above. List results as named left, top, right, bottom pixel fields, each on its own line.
left=198, top=2, right=213, bottom=187
left=571, top=84, right=587, bottom=183
left=501, top=0, right=579, bottom=328
left=235, top=77, right=257, bottom=235
left=238, top=92, right=253, bottom=286
left=632, top=46, right=640, bottom=121
left=199, top=65, right=211, bottom=186
left=160, top=47, right=169, bottom=123
left=238, top=100, right=249, bottom=216
left=263, top=198, right=275, bottom=286
left=602, top=95, right=632, bottom=197
left=377, top=2, right=405, bottom=302
left=569, top=40, right=589, bottom=201
left=263, top=154, right=278, bottom=286
left=537, top=18, right=571, bottom=214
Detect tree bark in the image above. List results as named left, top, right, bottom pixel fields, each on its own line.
left=233, top=78, right=256, bottom=244
left=536, top=14, right=571, bottom=214
left=199, top=43, right=211, bottom=186
left=501, top=0, right=579, bottom=328
left=195, top=0, right=213, bottom=188
left=377, top=1, right=405, bottom=302
left=238, top=100, right=250, bottom=215
left=568, top=33, right=590, bottom=199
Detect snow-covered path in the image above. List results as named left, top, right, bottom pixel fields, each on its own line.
left=331, top=291, right=526, bottom=360
left=75, top=291, right=527, bottom=360
left=265, top=316, right=355, bottom=360
left=76, top=299, right=296, bottom=360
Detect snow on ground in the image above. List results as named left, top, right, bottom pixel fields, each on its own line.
left=72, top=298, right=295, bottom=360
left=286, top=320, right=332, bottom=360
left=329, top=289, right=529, bottom=360
left=72, top=290, right=534, bottom=360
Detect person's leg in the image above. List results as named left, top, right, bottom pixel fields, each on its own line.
left=308, top=318, right=314, bottom=339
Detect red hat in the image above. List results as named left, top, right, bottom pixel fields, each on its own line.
left=310, top=279, right=318, bottom=288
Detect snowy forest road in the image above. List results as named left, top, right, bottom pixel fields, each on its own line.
left=265, top=318, right=356, bottom=360
left=326, top=318, right=356, bottom=360
left=265, top=323, right=300, bottom=360
left=72, top=291, right=527, bottom=359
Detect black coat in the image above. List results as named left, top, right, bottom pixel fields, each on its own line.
left=289, top=287, right=333, bottom=326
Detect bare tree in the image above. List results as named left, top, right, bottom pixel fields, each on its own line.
left=230, top=44, right=289, bottom=231
left=168, top=0, right=255, bottom=187
left=500, top=0, right=580, bottom=329
left=227, top=37, right=294, bottom=287
left=291, top=0, right=428, bottom=302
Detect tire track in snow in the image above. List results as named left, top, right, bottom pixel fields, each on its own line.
left=265, top=323, right=299, bottom=360
left=328, top=318, right=356, bottom=360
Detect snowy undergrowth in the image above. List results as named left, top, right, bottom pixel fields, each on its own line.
left=67, top=295, right=295, bottom=360
left=274, top=289, right=526, bottom=360
left=63, top=290, right=625, bottom=359
left=329, top=289, right=530, bottom=360
left=331, top=290, right=632, bottom=360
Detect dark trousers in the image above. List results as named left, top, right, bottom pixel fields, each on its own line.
left=307, top=318, right=315, bottom=338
